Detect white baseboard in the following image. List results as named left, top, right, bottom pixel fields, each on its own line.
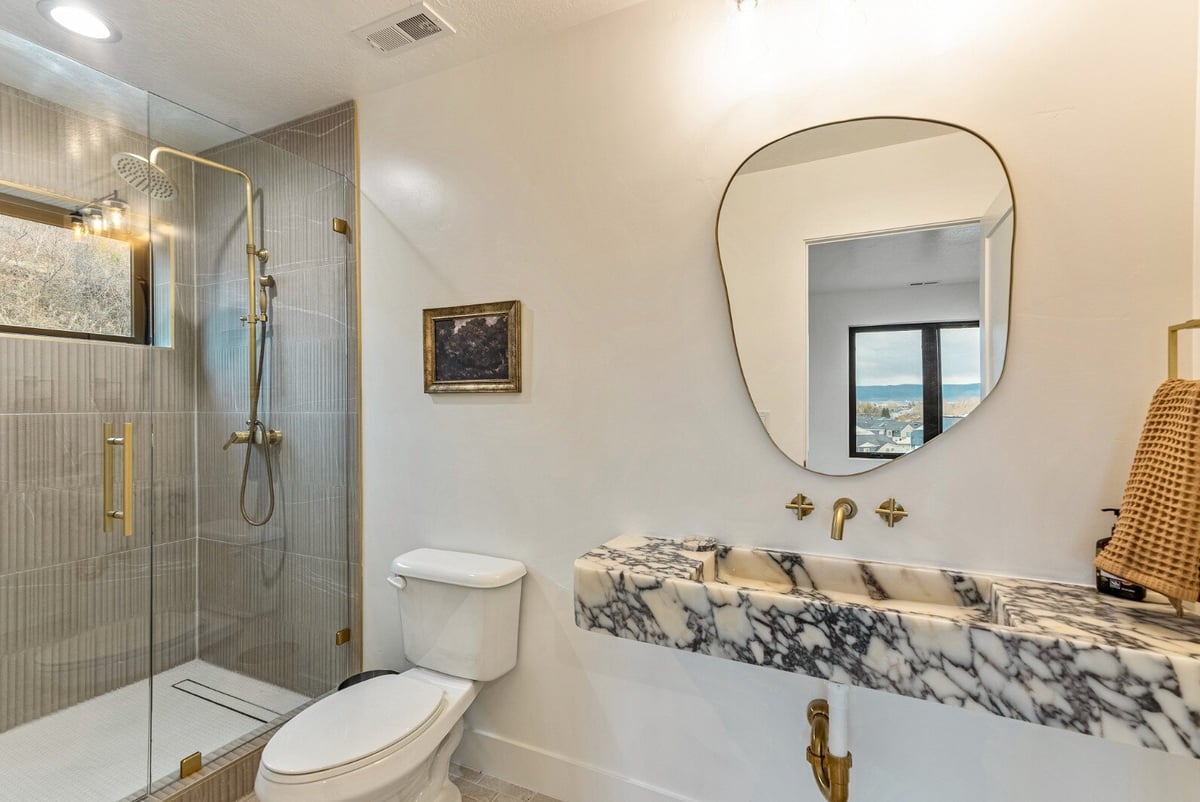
left=454, top=728, right=699, bottom=802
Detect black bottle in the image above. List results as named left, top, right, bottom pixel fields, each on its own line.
left=1095, top=507, right=1147, bottom=601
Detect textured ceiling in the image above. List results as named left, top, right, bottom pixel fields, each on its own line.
left=0, top=0, right=648, bottom=132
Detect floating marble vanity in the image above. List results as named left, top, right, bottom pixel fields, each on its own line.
left=574, top=535, right=1200, bottom=757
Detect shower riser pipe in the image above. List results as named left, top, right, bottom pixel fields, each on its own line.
left=148, top=146, right=266, bottom=421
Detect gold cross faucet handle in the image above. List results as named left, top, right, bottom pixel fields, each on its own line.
left=875, top=498, right=908, bottom=527
left=786, top=493, right=815, bottom=520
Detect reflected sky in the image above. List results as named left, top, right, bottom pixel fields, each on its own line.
left=855, top=326, right=980, bottom=386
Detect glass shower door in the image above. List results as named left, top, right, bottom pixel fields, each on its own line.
left=0, top=27, right=157, bottom=801
left=143, top=94, right=359, bottom=795
left=0, top=26, right=361, bottom=802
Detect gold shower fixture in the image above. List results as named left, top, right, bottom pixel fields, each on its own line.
left=113, top=147, right=282, bottom=526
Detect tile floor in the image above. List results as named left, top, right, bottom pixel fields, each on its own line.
left=450, top=764, right=562, bottom=802
left=0, top=659, right=307, bottom=802
left=236, top=764, right=561, bottom=802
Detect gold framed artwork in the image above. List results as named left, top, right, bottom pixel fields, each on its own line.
left=423, top=300, right=522, bottom=393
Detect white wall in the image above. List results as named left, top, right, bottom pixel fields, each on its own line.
left=807, top=281, right=980, bottom=474
left=719, top=131, right=1004, bottom=467
left=358, top=1, right=1200, bottom=800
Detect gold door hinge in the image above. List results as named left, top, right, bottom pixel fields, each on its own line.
left=335, top=628, right=351, bottom=646
left=332, top=217, right=349, bottom=235
left=180, top=751, right=202, bottom=779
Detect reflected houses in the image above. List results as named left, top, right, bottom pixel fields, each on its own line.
left=855, top=415, right=920, bottom=455
left=854, top=414, right=967, bottom=456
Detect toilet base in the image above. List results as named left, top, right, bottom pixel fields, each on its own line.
left=432, top=783, right=462, bottom=802
left=423, top=718, right=463, bottom=802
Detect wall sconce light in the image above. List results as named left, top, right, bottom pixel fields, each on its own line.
left=100, top=193, right=127, bottom=232
left=85, top=206, right=106, bottom=233
left=69, top=210, right=85, bottom=240
left=807, top=684, right=852, bottom=801
left=72, top=189, right=129, bottom=237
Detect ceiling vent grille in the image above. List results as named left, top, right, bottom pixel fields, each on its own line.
left=353, top=3, right=455, bottom=55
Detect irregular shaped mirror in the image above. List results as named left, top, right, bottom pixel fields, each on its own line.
left=717, top=118, right=1014, bottom=475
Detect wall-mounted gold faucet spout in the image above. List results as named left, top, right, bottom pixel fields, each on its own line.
left=831, top=498, right=857, bottom=540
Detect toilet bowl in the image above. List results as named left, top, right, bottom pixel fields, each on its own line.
left=255, top=549, right=525, bottom=802
left=256, top=669, right=477, bottom=802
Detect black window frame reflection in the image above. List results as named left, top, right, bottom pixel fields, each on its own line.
left=848, top=320, right=979, bottom=460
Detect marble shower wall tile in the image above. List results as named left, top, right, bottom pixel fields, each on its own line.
left=0, top=83, right=152, bottom=214
left=0, top=336, right=153, bottom=414
left=0, top=539, right=194, bottom=731
left=193, top=103, right=359, bottom=691
left=0, top=90, right=358, bottom=733
left=0, top=296, right=197, bottom=416
left=197, top=539, right=354, bottom=697
left=0, top=80, right=199, bottom=729
left=256, top=101, right=356, bottom=181
left=0, top=407, right=197, bottom=573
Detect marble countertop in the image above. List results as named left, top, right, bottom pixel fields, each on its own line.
left=574, top=535, right=1200, bottom=757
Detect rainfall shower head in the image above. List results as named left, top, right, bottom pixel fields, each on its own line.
left=111, top=152, right=177, bottom=201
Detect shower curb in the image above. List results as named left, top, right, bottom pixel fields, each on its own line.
left=145, top=726, right=273, bottom=802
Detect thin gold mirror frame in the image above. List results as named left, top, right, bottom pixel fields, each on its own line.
left=715, top=116, right=1017, bottom=476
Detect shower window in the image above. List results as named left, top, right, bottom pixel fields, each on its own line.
left=0, top=192, right=151, bottom=343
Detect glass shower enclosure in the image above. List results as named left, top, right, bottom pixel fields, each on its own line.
left=0, top=28, right=359, bottom=801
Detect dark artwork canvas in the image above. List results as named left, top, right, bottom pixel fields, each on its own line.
left=434, top=314, right=510, bottom=381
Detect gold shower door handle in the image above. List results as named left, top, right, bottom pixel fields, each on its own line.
left=103, top=422, right=133, bottom=537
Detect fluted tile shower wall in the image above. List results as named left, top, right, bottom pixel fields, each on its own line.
left=0, top=82, right=198, bottom=730
left=192, top=102, right=359, bottom=697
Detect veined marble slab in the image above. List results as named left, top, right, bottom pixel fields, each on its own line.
left=574, top=535, right=1200, bottom=757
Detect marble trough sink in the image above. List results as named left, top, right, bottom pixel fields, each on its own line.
left=713, top=543, right=993, bottom=622
left=574, top=535, right=1200, bottom=757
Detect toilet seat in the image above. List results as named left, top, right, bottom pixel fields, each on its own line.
left=261, top=675, right=446, bottom=777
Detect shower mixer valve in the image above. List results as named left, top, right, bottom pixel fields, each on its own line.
left=222, top=428, right=284, bottom=450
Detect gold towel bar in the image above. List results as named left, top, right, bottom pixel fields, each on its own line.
left=1167, top=319, right=1200, bottom=380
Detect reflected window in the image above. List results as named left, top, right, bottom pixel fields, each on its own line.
left=0, top=193, right=149, bottom=342
left=849, top=322, right=980, bottom=459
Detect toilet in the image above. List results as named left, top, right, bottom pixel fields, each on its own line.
left=255, top=548, right=526, bottom=802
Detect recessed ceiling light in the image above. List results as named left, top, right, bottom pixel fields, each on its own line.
left=36, top=1, right=122, bottom=42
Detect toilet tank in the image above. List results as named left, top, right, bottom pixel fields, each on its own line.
left=389, top=549, right=526, bottom=681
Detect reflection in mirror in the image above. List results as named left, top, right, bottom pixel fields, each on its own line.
left=717, top=118, right=1014, bottom=475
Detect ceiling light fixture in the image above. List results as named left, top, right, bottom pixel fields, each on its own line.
left=36, top=0, right=122, bottom=42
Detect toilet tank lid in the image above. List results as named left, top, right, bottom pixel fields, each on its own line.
left=390, top=548, right=526, bottom=588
